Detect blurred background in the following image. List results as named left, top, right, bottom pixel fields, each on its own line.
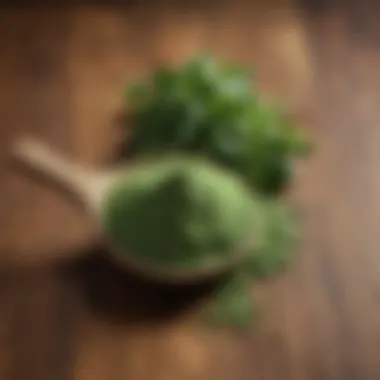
left=1, top=1, right=380, bottom=379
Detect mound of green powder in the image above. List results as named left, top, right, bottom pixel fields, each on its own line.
left=101, top=156, right=263, bottom=270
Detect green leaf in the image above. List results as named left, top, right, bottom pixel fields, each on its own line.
left=244, top=200, right=298, bottom=278
left=285, top=128, right=312, bottom=155
left=204, top=271, right=254, bottom=328
left=125, top=82, right=151, bottom=107
left=152, top=67, right=178, bottom=91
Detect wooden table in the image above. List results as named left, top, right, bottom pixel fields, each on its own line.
left=2, top=1, right=380, bottom=379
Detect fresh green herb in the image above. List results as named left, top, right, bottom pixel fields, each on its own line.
left=211, top=290, right=253, bottom=328
left=244, top=199, right=299, bottom=278
left=124, top=54, right=310, bottom=195
left=204, top=270, right=254, bottom=329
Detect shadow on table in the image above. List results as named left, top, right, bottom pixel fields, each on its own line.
left=62, top=245, right=223, bottom=325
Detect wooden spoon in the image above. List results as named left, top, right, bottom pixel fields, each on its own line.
left=12, top=137, right=253, bottom=284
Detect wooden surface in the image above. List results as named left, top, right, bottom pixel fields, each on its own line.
left=1, top=1, right=380, bottom=379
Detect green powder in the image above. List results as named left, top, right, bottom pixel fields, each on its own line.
left=101, top=156, right=262, bottom=269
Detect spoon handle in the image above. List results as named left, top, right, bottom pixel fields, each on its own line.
left=12, top=137, right=94, bottom=199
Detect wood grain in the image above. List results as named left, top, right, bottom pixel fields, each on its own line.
left=1, top=1, right=380, bottom=379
